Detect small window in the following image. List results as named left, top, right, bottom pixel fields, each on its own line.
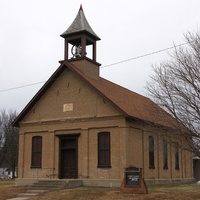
left=163, top=139, right=168, bottom=169
left=175, top=142, right=179, bottom=170
left=98, top=132, right=111, bottom=168
left=31, top=136, right=42, bottom=168
left=149, top=136, right=155, bottom=169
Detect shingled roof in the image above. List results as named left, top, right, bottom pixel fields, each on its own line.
left=13, top=60, right=177, bottom=129
left=60, top=5, right=100, bottom=40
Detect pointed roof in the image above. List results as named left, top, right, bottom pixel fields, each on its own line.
left=61, top=5, right=100, bottom=40
left=12, top=61, right=178, bottom=129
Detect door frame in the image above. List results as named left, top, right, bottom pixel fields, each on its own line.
left=56, top=133, right=80, bottom=179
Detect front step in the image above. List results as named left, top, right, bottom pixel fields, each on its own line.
left=8, top=180, right=83, bottom=200
left=26, top=190, right=49, bottom=193
left=29, top=180, right=67, bottom=191
left=28, top=179, right=83, bottom=191
left=18, top=193, right=38, bottom=197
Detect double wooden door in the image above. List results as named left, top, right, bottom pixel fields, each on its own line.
left=60, top=137, right=78, bottom=179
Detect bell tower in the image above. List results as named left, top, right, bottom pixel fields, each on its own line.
left=60, top=5, right=100, bottom=63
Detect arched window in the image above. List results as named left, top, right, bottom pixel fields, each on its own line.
left=31, top=136, right=42, bottom=168
left=97, top=132, right=111, bottom=168
left=163, top=139, right=168, bottom=169
left=149, top=136, right=155, bottom=169
left=175, top=142, right=179, bottom=170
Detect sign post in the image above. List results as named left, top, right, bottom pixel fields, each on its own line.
left=120, top=166, right=148, bottom=194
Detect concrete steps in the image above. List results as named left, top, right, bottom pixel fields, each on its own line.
left=7, top=179, right=83, bottom=200
left=28, top=180, right=67, bottom=191
left=7, top=198, right=30, bottom=200
left=7, top=180, right=64, bottom=200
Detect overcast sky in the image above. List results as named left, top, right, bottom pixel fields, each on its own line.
left=0, top=0, right=200, bottom=113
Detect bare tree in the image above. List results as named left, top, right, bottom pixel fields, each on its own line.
left=0, top=110, right=19, bottom=178
left=146, top=31, right=200, bottom=156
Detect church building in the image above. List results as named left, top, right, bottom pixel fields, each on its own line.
left=13, top=6, right=194, bottom=187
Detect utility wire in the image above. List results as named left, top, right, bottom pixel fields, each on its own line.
left=0, top=81, right=46, bottom=93
left=0, top=42, right=189, bottom=93
left=101, top=42, right=189, bottom=68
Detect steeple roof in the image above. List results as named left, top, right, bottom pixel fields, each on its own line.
left=61, top=5, right=100, bottom=40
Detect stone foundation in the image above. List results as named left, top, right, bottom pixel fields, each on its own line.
left=15, top=178, right=195, bottom=188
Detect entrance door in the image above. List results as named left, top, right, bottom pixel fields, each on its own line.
left=60, top=137, right=78, bottom=179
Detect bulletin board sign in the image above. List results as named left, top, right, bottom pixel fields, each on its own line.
left=120, top=166, right=148, bottom=194
left=126, top=172, right=140, bottom=186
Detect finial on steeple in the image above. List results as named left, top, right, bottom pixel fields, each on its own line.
left=61, top=5, right=100, bottom=62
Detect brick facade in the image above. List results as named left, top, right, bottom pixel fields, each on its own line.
left=16, top=65, right=193, bottom=184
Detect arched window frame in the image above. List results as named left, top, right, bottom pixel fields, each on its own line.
left=149, top=136, right=155, bottom=169
left=175, top=142, right=180, bottom=170
left=97, top=132, right=111, bottom=168
left=31, top=136, right=42, bottom=168
left=163, top=139, right=168, bottom=169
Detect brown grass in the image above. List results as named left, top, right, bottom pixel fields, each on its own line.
left=29, top=183, right=200, bottom=200
left=0, top=179, right=26, bottom=200
left=1, top=180, right=200, bottom=200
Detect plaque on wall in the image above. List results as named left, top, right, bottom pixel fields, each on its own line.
left=63, top=103, right=73, bottom=112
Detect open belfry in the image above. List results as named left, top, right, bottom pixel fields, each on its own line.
left=13, top=5, right=194, bottom=187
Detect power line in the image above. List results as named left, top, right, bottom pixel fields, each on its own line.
left=0, top=81, right=46, bottom=93
left=101, top=42, right=189, bottom=68
left=0, top=42, right=189, bottom=93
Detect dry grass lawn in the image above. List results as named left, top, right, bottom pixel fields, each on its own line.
left=1, top=180, right=200, bottom=200
left=29, top=182, right=200, bottom=200
left=0, top=179, right=26, bottom=200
